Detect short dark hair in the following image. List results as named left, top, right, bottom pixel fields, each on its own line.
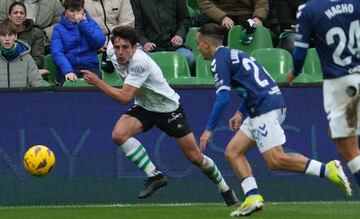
left=63, top=0, right=84, bottom=11
left=8, top=2, right=26, bottom=15
left=198, top=23, right=227, bottom=42
left=111, top=26, right=139, bottom=46
left=0, top=20, right=17, bottom=36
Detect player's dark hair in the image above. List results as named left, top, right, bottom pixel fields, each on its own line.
left=0, top=20, right=17, bottom=36
left=198, top=23, right=226, bottom=42
left=63, top=0, right=84, bottom=11
left=111, top=26, right=139, bottom=46
left=8, top=2, right=26, bottom=16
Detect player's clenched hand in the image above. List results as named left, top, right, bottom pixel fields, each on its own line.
left=199, top=130, right=212, bottom=153
left=229, top=111, right=243, bottom=131
left=82, top=70, right=100, bottom=85
left=287, top=69, right=296, bottom=86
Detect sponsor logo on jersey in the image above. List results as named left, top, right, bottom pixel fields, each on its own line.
left=130, top=65, right=146, bottom=77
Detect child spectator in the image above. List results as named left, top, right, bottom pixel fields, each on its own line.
left=0, top=21, right=46, bottom=88
left=6, top=2, right=48, bottom=77
left=50, top=0, right=106, bottom=84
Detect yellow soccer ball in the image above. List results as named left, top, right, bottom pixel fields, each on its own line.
left=23, top=145, right=56, bottom=177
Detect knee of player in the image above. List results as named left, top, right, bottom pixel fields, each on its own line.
left=224, top=148, right=236, bottom=162
left=224, top=145, right=243, bottom=162
left=111, top=131, right=128, bottom=145
left=186, top=152, right=203, bottom=166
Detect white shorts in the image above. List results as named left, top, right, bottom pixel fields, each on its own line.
left=240, top=108, right=286, bottom=153
left=323, top=74, right=360, bottom=138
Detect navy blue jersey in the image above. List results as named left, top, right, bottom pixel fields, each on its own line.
left=212, top=47, right=285, bottom=118
left=294, top=0, right=360, bottom=79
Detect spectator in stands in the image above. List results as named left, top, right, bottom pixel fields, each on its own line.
left=130, top=0, right=195, bottom=74
left=0, top=0, right=64, bottom=53
left=51, top=0, right=106, bottom=84
left=196, top=0, right=269, bottom=44
left=84, top=0, right=134, bottom=40
left=84, top=0, right=134, bottom=72
left=276, top=0, right=306, bottom=53
left=0, top=21, right=46, bottom=88
left=6, top=2, right=49, bottom=78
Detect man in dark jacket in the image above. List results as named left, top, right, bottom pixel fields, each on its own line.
left=130, top=0, right=195, bottom=73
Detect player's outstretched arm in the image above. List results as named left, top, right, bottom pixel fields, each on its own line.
left=82, top=70, right=138, bottom=104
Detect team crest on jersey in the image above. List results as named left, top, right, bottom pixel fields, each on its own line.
left=346, top=86, right=357, bottom=97
left=130, top=65, right=145, bottom=76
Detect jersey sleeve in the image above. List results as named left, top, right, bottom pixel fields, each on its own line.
left=292, top=3, right=312, bottom=75
left=213, top=49, right=232, bottom=94
left=123, top=54, right=150, bottom=88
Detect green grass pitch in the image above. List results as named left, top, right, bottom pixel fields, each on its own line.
left=0, top=202, right=359, bottom=219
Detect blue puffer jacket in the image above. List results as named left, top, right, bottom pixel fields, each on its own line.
left=50, top=12, right=105, bottom=76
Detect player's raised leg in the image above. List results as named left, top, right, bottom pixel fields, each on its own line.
left=112, top=114, right=167, bottom=199
left=262, top=146, right=352, bottom=196
left=225, top=130, right=264, bottom=217
left=336, top=137, right=360, bottom=187
left=176, top=133, right=240, bottom=207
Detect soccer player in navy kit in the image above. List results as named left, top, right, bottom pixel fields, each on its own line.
left=196, top=23, right=351, bottom=217
left=288, top=0, right=360, bottom=189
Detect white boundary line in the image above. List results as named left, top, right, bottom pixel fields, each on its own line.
left=0, top=201, right=359, bottom=209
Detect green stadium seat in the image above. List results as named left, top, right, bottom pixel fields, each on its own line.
left=184, top=27, right=200, bottom=59
left=228, top=25, right=273, bottom=54
left=44, top=54, right=58, bottom=85
left=302, top=48, right=323, bottom=82
left=62, top=78, right=93, bottom=87
left=251, top=48, right=292, bottom=83
left=102, top=70, right=123, bottom=86
left=293, top=72, right=314, bottom=83
left=196, top=54, right=214, bottom=84
left=149, top=51, right=191, bottom=80
left=168, top=76, right=209, bottom=85
left=97, top=53, right=123, bottom=86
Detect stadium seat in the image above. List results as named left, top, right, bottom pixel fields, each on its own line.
left=293, top=72, right=314, bottom=83
left=168, top=76, right=209, bottom=85
left=62, top=78, right=93, bottom=87
left=97, top=53, right=124, bottom=86
left=196, top=55, right=214, bottom=84
left=184, top=27, right=200, bottom=59
left=251, top=48, right=293, bottom=83
left=102, top=70, right=123, bottom=86
left=43, top=54, right=58, bottom=85
left=149, top=51, right=191, bottom=80
left=302, top=48, right=323, bottom=82
left=228, top=25, right=273, bottom=54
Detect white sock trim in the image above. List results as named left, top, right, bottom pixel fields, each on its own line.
left=347, top=156, right=360, bottom=174
left=119, top=137, right=142, bottom=154
left=305, top=159, right=322, bottom=177
left=241, top=176, right=258, bottom=195
left=200, top=155, right=213, bottom=170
